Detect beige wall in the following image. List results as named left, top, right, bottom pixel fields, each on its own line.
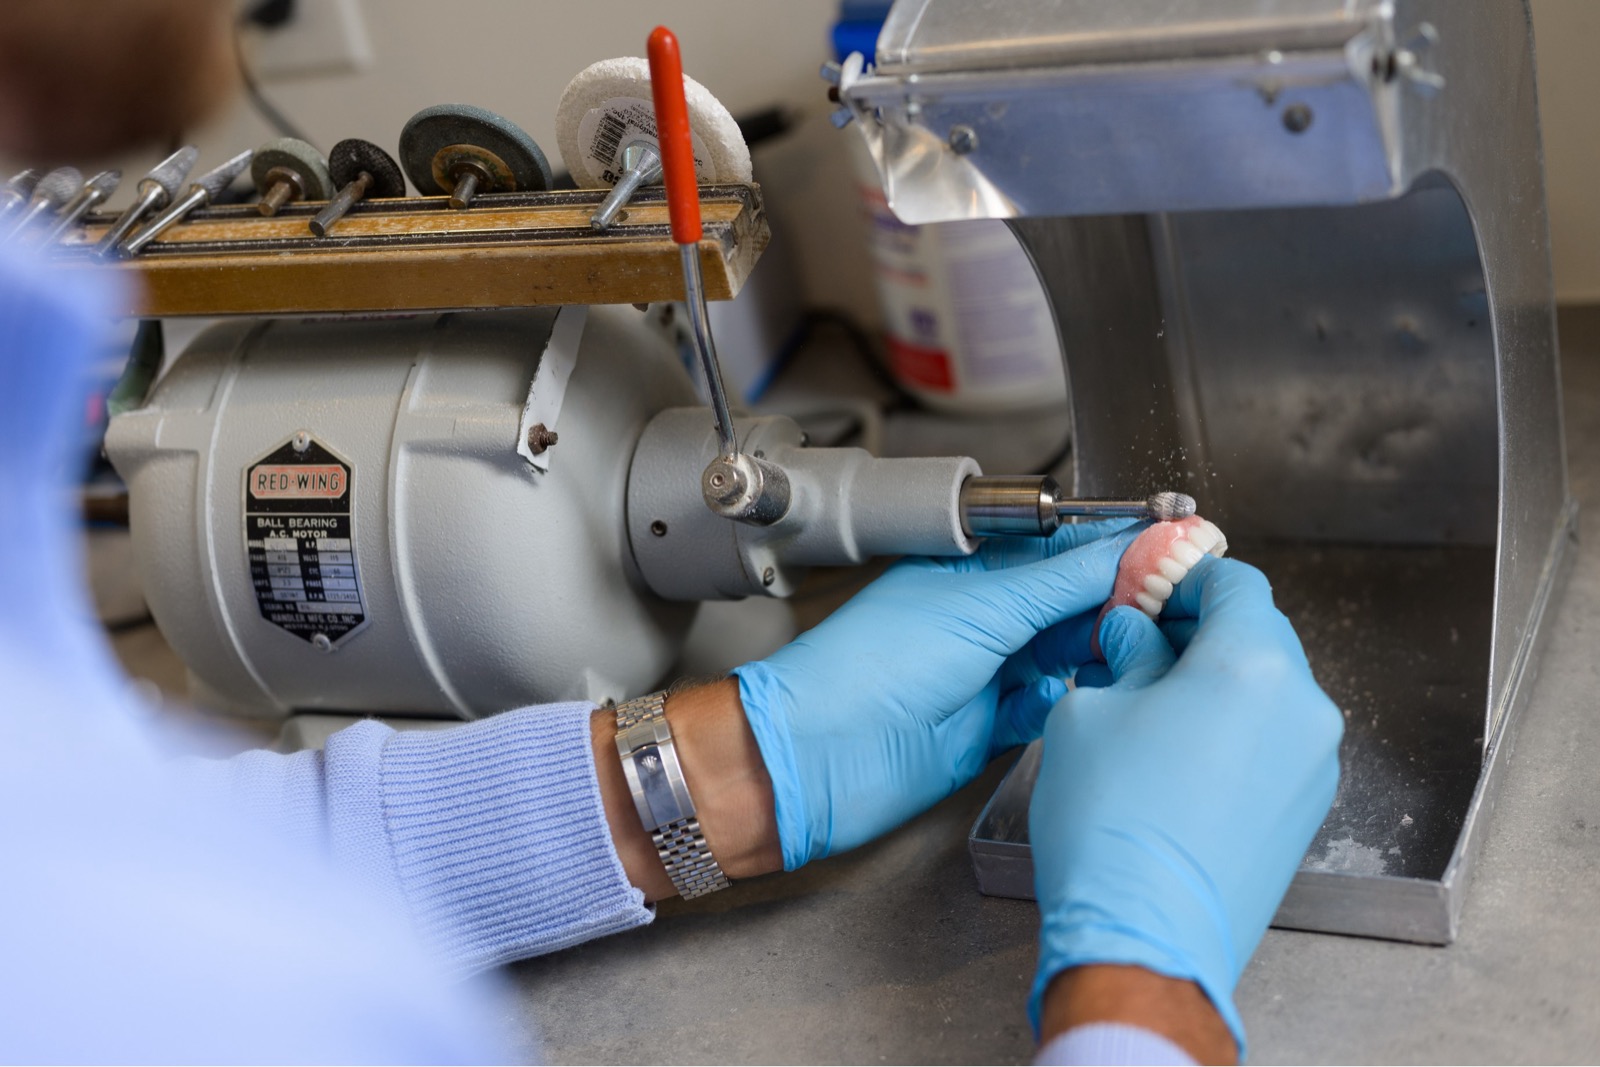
left=15, top=1, right=1600, bottom=305
left=1532, top=0, right=1600, bottom=302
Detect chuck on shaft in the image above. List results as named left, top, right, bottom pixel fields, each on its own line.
left=958, top=475, right=1195, bottom=538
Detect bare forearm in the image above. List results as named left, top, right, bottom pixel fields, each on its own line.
left=591, top=679, right=783, bottom=901
left=1040, top=965, right=1237, bottom=1065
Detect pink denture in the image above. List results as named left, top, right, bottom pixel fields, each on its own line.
left=1092, top=515, right=1227, bottom=658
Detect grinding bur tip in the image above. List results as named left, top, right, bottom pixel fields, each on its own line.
left=89, top=169, right=123, bottom=195
left=35, top=167, right=84, bottom=206
left=195, top=150, right=253, bottom=201
left=6, top=169, right=41, bottom=196
left=148, top=145, right=201, bottom=198
left=1147, top=491, right=1196, bottom=521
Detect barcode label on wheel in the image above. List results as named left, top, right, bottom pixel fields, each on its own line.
left=576, top=97, right=709, bottom=186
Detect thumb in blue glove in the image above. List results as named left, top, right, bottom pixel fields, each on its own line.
left=1028, top=556, right=1343, bottom=1056
left=735, top=519, right=1142, bottom=871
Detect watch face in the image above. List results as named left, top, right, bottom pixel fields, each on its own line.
left=635, top=741, right=682, bottom=828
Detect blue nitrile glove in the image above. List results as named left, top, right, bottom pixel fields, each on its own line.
left=1028, top=556, right=1343, bottom=1055
left=734, top=519, right=1142, bottom=871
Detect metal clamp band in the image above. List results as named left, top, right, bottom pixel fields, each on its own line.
left=614, top=692, right=731, bottom=899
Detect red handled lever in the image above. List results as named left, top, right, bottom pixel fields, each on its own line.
left=647, top=26, right=703, bottom=246
left=647, top=27, right=791, bottom=521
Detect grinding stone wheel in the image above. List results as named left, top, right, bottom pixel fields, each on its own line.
left=399, top=104, right=553, bottom=197
left=251, top=137, right=332, bottom=200
left=556, top=56, right=751, bottom=189
left=328, top=138, right=406, bottom=199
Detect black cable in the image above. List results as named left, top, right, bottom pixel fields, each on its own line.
left=233, top=5, right=315, bottom=148
left=103, top=613, right=156, bottom=635
left=1026, top=432, right=1074, bottom=478
left=788, top=308, right=919, bottom=411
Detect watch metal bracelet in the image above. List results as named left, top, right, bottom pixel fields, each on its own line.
left=614, top=692, right=732, bottom=899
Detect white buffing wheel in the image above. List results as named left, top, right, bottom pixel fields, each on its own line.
left=556, top=56, right=752, bottom=189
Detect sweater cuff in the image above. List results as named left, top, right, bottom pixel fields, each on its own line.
left=344, top=702, right=653, bottom=973
left=1035, top=1024, right=1197, bottom=1066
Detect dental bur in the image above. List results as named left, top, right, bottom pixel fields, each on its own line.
left=95, top=146, right=199, bottom=258
left=2, top=167, right=83, bottom=241
left=43, top=170, right=122, bottom=242
left=117, top=150, right=252, bottom=258
left=958, top=475, right=1196, bottom=538
left=0, top=169, right=42, bottom=221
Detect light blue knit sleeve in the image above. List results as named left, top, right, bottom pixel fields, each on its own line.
left=1, top=236, right=532, bottom=1061
left=182, top=702, right=655, bottom=974
left=1034, top=1023, right=1197, bottom=1066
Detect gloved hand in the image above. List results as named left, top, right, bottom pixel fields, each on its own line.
left=1029, top=556, right=1343, bottom=1055
left=734, top=519, right=1142, bottom=871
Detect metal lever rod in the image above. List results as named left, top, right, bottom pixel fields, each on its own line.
left=678, top=243, right=739, bottom=460
left=648, top=24, right=738, bottom=462
left=648, top=25, right=792, bottom=527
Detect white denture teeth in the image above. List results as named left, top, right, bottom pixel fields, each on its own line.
left=1110, top=518, right=1233, bottom=626
left=1184, top=523, right=1220, bottom=556
left=1155, top=556, right=1188, bottom=584
left=1185, top=519, right=1228, bottom=558
left=1143, top=573, right=1174, bottom=600
left=1169, top=539, right=1205, bottom=569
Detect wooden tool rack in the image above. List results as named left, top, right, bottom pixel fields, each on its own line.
left=55, top=185, right=769, bottom=316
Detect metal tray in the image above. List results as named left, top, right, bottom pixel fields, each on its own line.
left=971, top=526, right=1576, bottom=942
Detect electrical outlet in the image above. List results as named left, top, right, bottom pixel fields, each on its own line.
left=245, top=0, right=372, bottom=81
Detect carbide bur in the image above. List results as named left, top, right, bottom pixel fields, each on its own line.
left=1053, top=495, right=1198, bottom=521
left=1144, top=491, right=1197, bottom=522
left=118, top=149, right=251, bottom=258
left=958, top=474, right=1199, bottom=537
left=3, top=167, right=83, bottom=240
left=43, top=170, right=121, bottom=243
left=0, top=168, right=42, bottom=219
left=95, top=145, right=199, bottom=258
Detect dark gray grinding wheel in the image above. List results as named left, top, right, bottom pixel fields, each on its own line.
left=251, top=137, right=333, bottom=201
left=328, top=138, right=406, bottom=199
left=399, top=103, right=552, bottom=198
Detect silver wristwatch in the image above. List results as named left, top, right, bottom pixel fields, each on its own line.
left=614, top=692, right=732, bottom=899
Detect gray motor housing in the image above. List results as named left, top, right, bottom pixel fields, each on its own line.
left=106, top=306, right=699, bottom=719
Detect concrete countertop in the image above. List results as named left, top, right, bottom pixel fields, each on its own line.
left=506, top=310, right=1600, bottom=1065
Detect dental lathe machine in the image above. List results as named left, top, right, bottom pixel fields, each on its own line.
left=42, top=0, right=1572, bottom=949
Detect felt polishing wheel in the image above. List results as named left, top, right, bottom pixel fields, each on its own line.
left=328, top=138, right=406, bottom=199
left=556, top=56, right=751, bottom=189
left=399, top=104, right=552, bottom=196
left=250, top=137, right=332, bottom=200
